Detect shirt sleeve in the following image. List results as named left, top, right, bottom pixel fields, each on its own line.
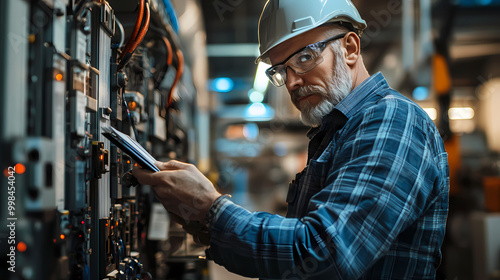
left=206, top=99, right=445, bottom=279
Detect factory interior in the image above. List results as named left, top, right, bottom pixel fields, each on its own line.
left=1, top=0, right=500, bottom=279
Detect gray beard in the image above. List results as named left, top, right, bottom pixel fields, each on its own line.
left=292, top=46, right=353, bottom=127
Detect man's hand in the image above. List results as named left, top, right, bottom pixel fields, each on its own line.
left=132, top=160, right=221, bottom=222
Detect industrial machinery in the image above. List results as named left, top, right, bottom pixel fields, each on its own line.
left=0, top=0, right=208, bottom=279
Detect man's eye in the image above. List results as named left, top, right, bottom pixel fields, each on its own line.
left=297, top=54, right=312, bottom=63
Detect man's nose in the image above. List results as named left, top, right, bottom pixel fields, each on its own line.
left=285, top=66, right=304, bottom=92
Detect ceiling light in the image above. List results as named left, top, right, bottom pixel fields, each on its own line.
left=449, top=107, right=474, bottom=120
left=423, top=108, right=437, bottom=120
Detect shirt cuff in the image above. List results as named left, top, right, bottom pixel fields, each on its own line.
left=205, top=194, right=232, bottom=230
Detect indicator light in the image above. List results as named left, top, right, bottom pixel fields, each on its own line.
left=14, top=163, right=26, bottom=174
left=28, top=34, right=36, bottom=43
left=17, top=242, right=27, bottom=252
left=129, top=101, right=137, bottom=111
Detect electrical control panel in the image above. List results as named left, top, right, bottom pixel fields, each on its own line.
left=0, top=0, right=208, bottom=279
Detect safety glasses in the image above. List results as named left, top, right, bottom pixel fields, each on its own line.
left=265, top=33, right=347, bottom=87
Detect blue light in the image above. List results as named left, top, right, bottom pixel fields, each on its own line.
left=243, top=123, right=259, bottom=140
left=243, top=103, right=275, bottom=121
left=213, top=77, right=234, bottom=93
left=412, top=87, right=429, bottom=101
left=246, top=103, right=266, bottom=117
left=248, top=90, right=264, bottom=103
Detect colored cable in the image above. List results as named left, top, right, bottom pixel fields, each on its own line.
left=167, top=49, right=184, bottom=108
left=128, top=2, right=150, bottom=56
left=162, top=36, right=173, bottom=66
left=120, top=0, right=144, bottom=59
left=119, top=1, right=151, bottom=70
left=153, top=36, right=173, bottom=88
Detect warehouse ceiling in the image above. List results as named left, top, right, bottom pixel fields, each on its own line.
left=200, top=0, right=500, bottom=103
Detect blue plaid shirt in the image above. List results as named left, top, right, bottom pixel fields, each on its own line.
left=206, top=72, right=449, bottom=279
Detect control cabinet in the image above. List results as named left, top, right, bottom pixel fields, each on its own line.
left=0, top=0, right=208, bottom=279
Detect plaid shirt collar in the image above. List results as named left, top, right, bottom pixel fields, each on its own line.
left=306, top=72, right=389, bottom=161
left=307, top=72, right=389, bottom=140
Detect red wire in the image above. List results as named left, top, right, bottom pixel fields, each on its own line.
left=162, top=37, right=173, bottom=66
left=118, top=2, right=177, bottom=108
left=167, top=49, right=184, bottom=108
left=128, top=2, right=150, bottom=54
left=120, top=0, right=144, bottom=59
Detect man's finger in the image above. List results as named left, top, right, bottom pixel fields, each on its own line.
left=155, top=160, right=190, bottom=171
left=132, top=166, right=163, bottom=186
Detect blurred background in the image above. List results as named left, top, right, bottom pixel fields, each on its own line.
left=0, top=0, right=499, bottom=279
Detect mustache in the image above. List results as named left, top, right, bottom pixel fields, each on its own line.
left=291, top=85, right=327, bottom=104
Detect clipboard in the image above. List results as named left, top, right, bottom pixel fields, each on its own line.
left=102, top=126, right=160, bottom=172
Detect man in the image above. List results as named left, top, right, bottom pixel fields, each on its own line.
left=133, top=0, right=449, bottom=279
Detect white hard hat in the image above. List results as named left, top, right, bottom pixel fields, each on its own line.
left=256, top=0, right=367, bottom=64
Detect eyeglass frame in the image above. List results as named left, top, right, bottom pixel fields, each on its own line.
left=265, top=33, right=348, bottom=87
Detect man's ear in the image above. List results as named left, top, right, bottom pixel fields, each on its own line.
left=343, top=32, right=361, bottom=67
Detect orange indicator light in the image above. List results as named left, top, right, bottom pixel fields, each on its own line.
left=55, top=73, right=63, bottom=81
left=129, top=101, right=137, bottom=111
left=17, top=242, right=27, bottom=252
left=14, top=163, right=26, bottom=174
left=28, top=34, right=36, bottom=44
